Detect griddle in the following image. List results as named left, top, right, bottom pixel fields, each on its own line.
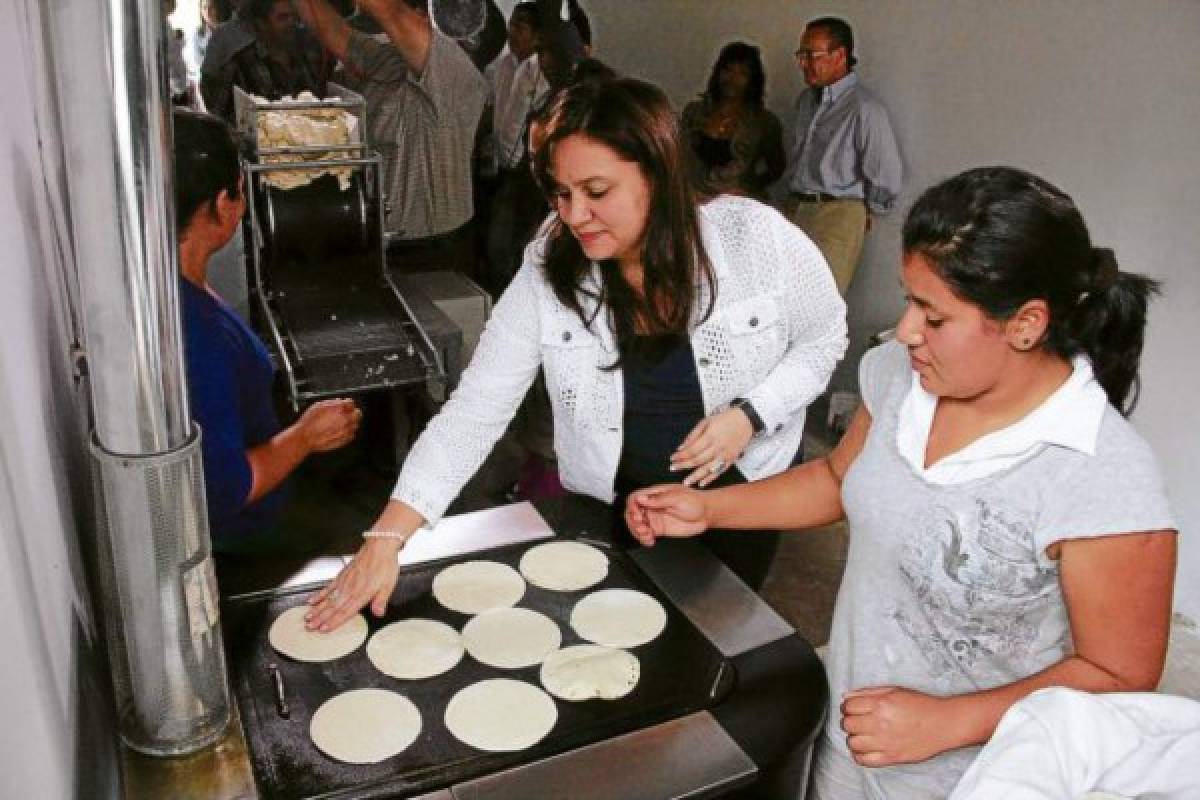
left=223, top=538, right=736, bottom=800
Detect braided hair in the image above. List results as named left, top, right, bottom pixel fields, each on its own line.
left=903, top=166, right=1160, bottom=414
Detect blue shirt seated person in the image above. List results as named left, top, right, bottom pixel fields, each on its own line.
left=172, top=109, right=361, bottom=554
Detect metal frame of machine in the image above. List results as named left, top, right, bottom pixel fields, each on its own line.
left=236, top=85, right=445, bottom=411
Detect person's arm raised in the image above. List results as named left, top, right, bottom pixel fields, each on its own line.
left=357, top=0, right=433, bottom=74
left=292, top=0, right=351, bottom=61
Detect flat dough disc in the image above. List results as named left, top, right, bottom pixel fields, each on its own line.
left=570, top=589, right=668, bottom=649
left=444, top=679, right=558, bottom=752
left=432, top=560, right=526, bottom=615
left=462, top=607, right=561, bottom=669
left=540, top=645, right=640, bottom=702
left=310, top=688, right=421, bottom=764
left=367, top=618, right=464, bottom=679
left=268, top=606, right=368, bottom=662
left=519, top=541, right=609, bottom=591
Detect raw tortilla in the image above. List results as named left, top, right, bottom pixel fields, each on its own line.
left=518, top=540, right=608, bottom=591
left=367, top=618, right=464, bottom=679
left=570, top=588, right=668, bottom=649
left=268, top=605, right=367, bottom=662
left=539, top=644, right=640, bottom=702
left=432, top=560, right=526, bottom=614
left=309, top=688, right=421, bottom=764
left=462, top=607, right=561, bottom=669
left=444, top=679, right=558, bottom=752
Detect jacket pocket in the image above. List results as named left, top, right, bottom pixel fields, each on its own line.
left=541, top=317, right=601, bottom=424
left=722, top=296, right=786, bottom=376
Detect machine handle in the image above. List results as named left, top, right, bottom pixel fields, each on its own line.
left=268, top=663, right=290, bottom=719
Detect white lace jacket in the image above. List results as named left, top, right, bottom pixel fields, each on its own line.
left=393, top=195, right=848, bottom=524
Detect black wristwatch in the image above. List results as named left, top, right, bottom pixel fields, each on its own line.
left=731, top=397, right=766, bottom=436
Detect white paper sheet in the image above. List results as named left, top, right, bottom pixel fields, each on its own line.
left=400, top=502, right=555, bottom=567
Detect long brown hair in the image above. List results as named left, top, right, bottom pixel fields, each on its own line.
left=531, top=77, right=715, bottom=361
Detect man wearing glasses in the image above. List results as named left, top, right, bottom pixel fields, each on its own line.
left=783, top=17, right=902, bottom=296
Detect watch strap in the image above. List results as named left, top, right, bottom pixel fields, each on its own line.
left=731, top=397, right=766, bottom=436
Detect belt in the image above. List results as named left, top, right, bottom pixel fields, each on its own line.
left=790, top=191, right=842, bottom=203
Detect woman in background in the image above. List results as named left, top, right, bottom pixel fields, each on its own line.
left=173, top=109, right=360, bottom=554
left=627, top=166, right=1177, bottom=799
left=681, top=42, right=785, bottom=200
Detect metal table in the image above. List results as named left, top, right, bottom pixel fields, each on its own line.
left=121, top=496, right=827, bottom=799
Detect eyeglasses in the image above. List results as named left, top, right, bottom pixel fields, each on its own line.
left=794, top=48, right=834, bottom=62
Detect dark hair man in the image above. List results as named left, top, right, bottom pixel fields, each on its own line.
left=199, top=0, right=330, bottom=121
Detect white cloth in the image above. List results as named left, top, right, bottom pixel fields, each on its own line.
left=950, top=687, right=1200, bottom=800
left=485, top=48, right=547, bottom=169
left=896, top=354, right=1108, bottom=484
left=392, top=195, right=847, bottom=523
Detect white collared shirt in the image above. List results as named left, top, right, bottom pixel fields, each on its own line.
left=487, top=48, right=547, bottom=169
left=896, top=354, right=1108, bottom=485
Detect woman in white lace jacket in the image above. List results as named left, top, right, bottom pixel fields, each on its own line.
left=307, top=75, right=846, bottom=632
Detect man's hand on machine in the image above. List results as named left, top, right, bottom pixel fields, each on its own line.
left=305, top=536, right=403, bottom=632
left=624, top=485, right=712, bottom=545
left=297, top=398, right=361, bottom=453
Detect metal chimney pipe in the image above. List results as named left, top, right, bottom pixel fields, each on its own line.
left=38, top=0, right=231, bottom=755
left=68, top=0, right=189, bottom=454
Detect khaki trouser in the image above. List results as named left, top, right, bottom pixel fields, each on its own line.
left=784, top=197, right=867, bottom=296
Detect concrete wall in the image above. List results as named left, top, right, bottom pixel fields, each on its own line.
left=1, top=4, right=119, bottom=798
left=573, top=0, right=1200, bottom=618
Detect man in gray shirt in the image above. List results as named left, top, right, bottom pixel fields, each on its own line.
left=784, top=17, right=902, bottom=295
left=295, top=0, right=487, bottom=273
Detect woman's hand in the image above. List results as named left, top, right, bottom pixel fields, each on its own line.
left=624, top=484, right=712, bottom=546
left=841, top=686, right=963, bottom=767
left=297, top=398, right=361, bottom=453
left=304, top=536, right=403, bottom=632
left=671, top=408, right=754, bottom=488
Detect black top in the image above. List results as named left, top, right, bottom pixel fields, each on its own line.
left=616, top=334, right=745, bottom=493
left=694, top=133, right=735, bottom=168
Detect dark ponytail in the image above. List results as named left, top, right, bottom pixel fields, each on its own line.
left=903, top=166, right=1160, bottom=415
left=1064, top=248, right=1159, bottom=413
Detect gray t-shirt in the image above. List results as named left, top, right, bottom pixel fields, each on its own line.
left=820, top=341, right=1176, bottom=799
left=346, top=29, right=486, bottom=239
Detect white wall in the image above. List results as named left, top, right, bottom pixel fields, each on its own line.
left=581, top=0, right=1200, bottom=618
left=1, top=4, right=119, bottom=798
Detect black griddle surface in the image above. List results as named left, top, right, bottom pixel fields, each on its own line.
left=223, top=538, right=733, bottom=799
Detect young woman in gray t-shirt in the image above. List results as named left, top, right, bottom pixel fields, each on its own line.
left=626, top=166, right=1178, bottom=799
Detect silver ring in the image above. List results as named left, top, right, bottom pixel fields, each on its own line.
left=710, top=458, right=726, bottom=474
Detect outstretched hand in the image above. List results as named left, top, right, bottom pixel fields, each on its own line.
left=304, top=537, right=403, bottom=632
left=624, top=484, right=712, bottom=546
